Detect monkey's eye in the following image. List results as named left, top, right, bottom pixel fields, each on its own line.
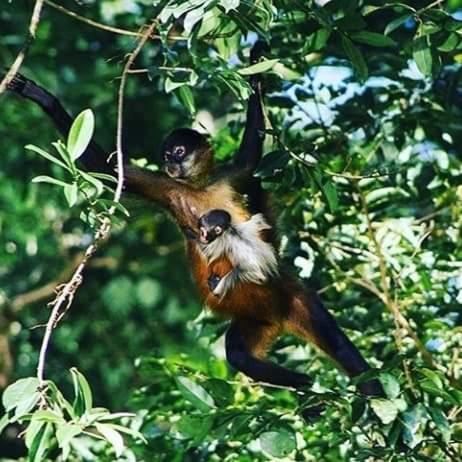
left=214, top=226, right=223, bottom=235
left=174, top=146, right=186, bottom=157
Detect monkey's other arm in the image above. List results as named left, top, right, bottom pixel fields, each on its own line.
left=5, top=73, right=111, bottom=173
left=233, top=41, right=268, bottom=174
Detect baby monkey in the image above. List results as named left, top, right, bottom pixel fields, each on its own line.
left=197, top=209, right=279, bottom=298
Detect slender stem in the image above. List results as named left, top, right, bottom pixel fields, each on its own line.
left=114, top=21, right=158, bottom=207
left=43, top=0, right=174, bottom=41
left=0, top=0, right=44, bottom=95
left=36, top=17, right=158, bottom=403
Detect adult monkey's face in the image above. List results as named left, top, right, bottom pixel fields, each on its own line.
left=161, top=128, right=213, bottom=182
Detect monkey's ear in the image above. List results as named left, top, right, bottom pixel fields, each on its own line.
left=250, top=40, right=270, bottom=64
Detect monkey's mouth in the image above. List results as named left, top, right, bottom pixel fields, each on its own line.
left=166, top=164, right=184, bottom=178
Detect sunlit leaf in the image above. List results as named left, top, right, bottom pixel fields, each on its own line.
left=67, top=109, right=95, bottom=160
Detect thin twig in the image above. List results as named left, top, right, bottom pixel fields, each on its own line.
left=42, top=0, right=176, bottom=41
left=418, top=0, right=445, bottom=14
left=0, top=0, right=44, bottom=95
left=114, top=21, right=158, bottom=208
left=36, top=18, right=158, bottom=405
left=36, top=224, right=110, bottom=396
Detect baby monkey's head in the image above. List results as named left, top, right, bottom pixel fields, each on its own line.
left=198, top=209, right=232, bottom=244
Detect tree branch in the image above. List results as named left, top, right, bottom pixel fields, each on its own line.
left=0, top=0, right=44, bottom=95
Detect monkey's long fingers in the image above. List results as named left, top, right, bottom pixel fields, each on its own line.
left=1, top=71, right=28, bottom=94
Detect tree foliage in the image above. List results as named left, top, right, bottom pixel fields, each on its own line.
left=1, top=0, right=462, bottom=460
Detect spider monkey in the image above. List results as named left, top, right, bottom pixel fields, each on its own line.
left=3, top=42, right=382, bottom=396
left=197, top=209, right=278, bottom=298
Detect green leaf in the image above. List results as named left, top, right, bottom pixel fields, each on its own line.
left=438, top=32, right=460, bottom=52
left=52, top=140, right=73, bottom=169
left=28, top=422, right=52, bottom=462
left=70, top=368, right=93, bottom=417
left=14, top=393, right=41, bottom=420
left=56, top=422, right=82, bottom=459
left=175, top=86, right=196, bottom=115
left=260, top=429, right=296, bottom=458
left=67, top=109, right=95, bottom=160
left=175, top=376, right=215, bottom=411
left=26, top=144, right=69, bottom=170
left=32, top=176, right=70, bottom=188
left=341, top=35, right=368, bottom=81
left=64, top=183, right=78, bottom=207
left=384, top=14, right=412, bottom=35
left=272, top=62, right=302, bottom=80
left=420, top=368, right=443, bottom=389
left=350, top=31, right=396, bottom=47
left=97, top=422, right=146, bottom=444
left=413, top=35, right=433, bottom=76
left=255, top=150, right=290, bottom=178
left=183, top=7, right=204, bottom=34
left=203, top=378, right=234, bottom=406
left=88, top=172, right=117, bottom=183
left=379, top=373, right=400, bottom=399
left=46, top=381, right=75, bottom=420
left=429, top=407, right=451, bottom=443
left=238, top=59, right=279, bottom=75
left=33, top=409, right=64, bottom=423
left=321, top=180, right=339, bottom=213
left=0, top=414, right=10, bottom=433
left=370, top=398, right=399, bottom=424
left=95, top=423, right=125, bottom=457
left=177, top=414, right=214, bottom=442
left=2, top=378, right=39, bottom=412
left=402, top=404, right=427, bottom=448
left=80, top=171, right=104, bottom=196
left=165, top=78, right=187, bottom=94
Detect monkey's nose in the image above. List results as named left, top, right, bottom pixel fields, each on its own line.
left=199, top=228, right=209, bottom=244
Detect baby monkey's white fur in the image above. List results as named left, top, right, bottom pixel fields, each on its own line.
left=200, top=213, right=279, bottom=298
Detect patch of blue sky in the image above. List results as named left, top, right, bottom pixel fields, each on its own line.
left=279, top=62, right=403, bottom=129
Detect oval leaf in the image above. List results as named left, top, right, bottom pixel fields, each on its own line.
left=238, top=59, right=279, bottom=75
left=2, top=378, right=39, bottom=412
left=95, top=423, right=125, bottom=457
left=260, top=429, right=296, bottom=458
left=67, top=109, right=95, bottom=160
left=175, top=376, right=215, bottom=411
left=370, top=398, right=399, bottom=424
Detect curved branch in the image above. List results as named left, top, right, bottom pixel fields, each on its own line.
left=0, top=0, right=45, bottom=95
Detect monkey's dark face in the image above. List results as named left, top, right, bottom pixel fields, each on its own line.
left=198, top=209, right=232, bottom=244
left=161, top=128, right=212, bottom=181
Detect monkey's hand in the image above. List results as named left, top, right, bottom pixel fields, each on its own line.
left=178, top=196, right=200, bottom=232
left=249, top=40, right=270, bottom=91
left=2, top=72, right=29, bottom=95
left=250, top=40, right=270, bottom=64
left=211, top=268, right=241, bottom=299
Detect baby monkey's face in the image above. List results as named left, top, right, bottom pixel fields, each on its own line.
left=198, top=209, right=232, bottom=244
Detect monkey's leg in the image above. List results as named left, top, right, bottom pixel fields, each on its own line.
left=225, top=319, right=312, bottom=388
left=5, top=73, right=110, bottom=173
left=285, top=291, right=383, bottom=396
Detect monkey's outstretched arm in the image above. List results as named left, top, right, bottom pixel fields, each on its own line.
left=226, top=320, right=312, bottom=388
left=4, top=73, right=198, bottom=222
left=5, top=73, right=111, bottom=174
left=233, top=41, right=267, bottom=173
